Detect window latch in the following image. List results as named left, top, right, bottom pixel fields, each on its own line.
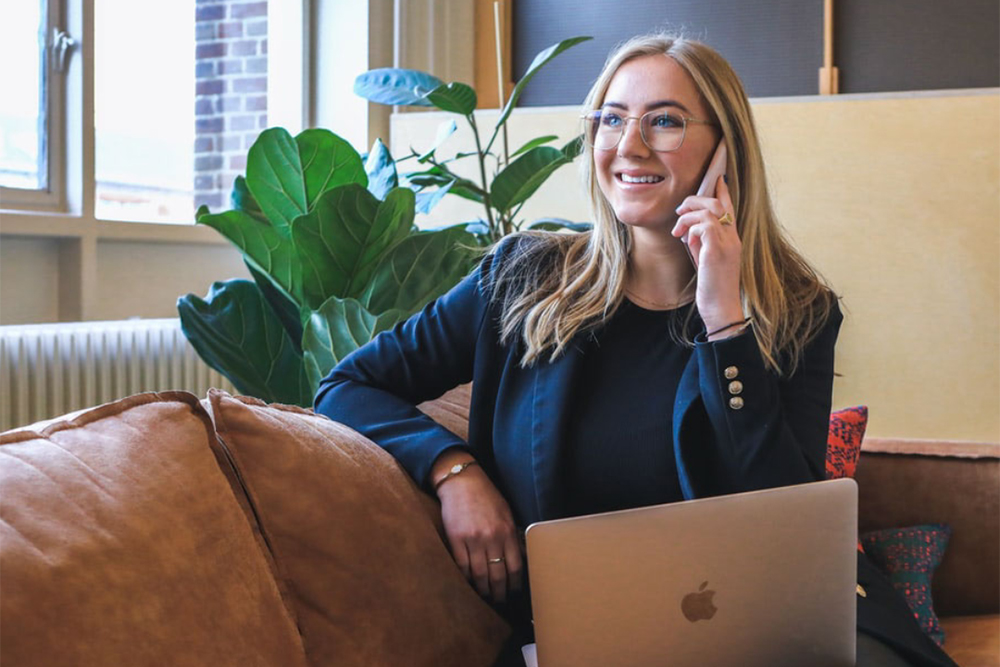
left=51, top=27, right=76, bottom=73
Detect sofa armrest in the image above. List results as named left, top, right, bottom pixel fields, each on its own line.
left=855, top=439, right=1000, bottom=617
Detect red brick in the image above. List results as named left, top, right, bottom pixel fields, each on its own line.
left=229, top=155, right=248, bottom=170
left=221, top=135, right=242, bottom=151
left=196, top=61, right=214, bottom=78
left=233, top=77, right=266, bottom=93
left=245, top=95, right=266, bottom=111
left=258, top=114, right=268, bottom=129
left=196, top=4, right=225, bottom=21
left=196, top=42, right=226, bottom=59
left=195, top=99, right=214, bottom=116
left=218, top=21, right=243, bottom=38
left=231, top=40, right=257, bottom=56
left=261, top=38, right=268, bottom=55
left=195, top=193, right=224, bottom=210
left=196, top=79, right=224, bottom=95
left=219, top=59, right=243, bottom=74
left=231, top=2, right=266, bottom=19
left=246, top=20, right=267, bottom=37
left=194, top=175, right=214, bottom=190
left=196, top=23, right=216, bottom=41
left=245, top=57, right=266, bottom=74
left=195, top=137, right=214, bottom=153
left=218, top=96, right=242, bottom=112
left=230, top=115, right=257, bottom=131
left=196, top=155, right=224, bottom=171
left=196, top=117, right=224, bottom=133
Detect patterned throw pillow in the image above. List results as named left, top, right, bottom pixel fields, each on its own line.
left=826, top=405, right=868, bottom=480
left=826, top=406, right=868, bottom=552
left=860, top=524, right=952, bottom=646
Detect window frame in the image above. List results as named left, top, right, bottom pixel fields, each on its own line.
left=1, top=0, right=68, bottom=211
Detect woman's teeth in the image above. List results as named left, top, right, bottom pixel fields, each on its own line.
left=619, top=174, right=663, bottom=184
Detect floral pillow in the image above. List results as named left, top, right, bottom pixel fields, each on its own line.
left=826, top=405, right=868, bottom=480
left=860, top=524, right=952, bottom=646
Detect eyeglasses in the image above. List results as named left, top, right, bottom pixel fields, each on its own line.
left=582, top=109, right=716, bottom=153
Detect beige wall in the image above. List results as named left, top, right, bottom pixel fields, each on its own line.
left=0, top=237, right=248, bottom=323
left=392, top=90, right=1000, bottom=442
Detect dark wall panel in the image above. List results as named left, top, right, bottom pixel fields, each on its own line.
left=512, top=0, right=999, bottom=107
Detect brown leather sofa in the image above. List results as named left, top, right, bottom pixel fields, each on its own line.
left=856, top=438, right=1000, bottom=667
left=1, top=386, right=997, bottom=666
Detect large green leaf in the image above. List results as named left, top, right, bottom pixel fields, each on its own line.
left=511, top=135, right=558, bottom=158
left=490, top=145, right=573, bottom=212
left=425, top=82, right=477, bottom=115
left=231, top=176, right=269, bottom=224
left=177, top=280, right=312, bottom=406
left=246, top=127, right=307, bottom=235
left=354, top=68, right=444, bottom=107
left=363, top=225, right=477, bottom=316
left=292, top=185, right=415, bottom=309
left=197, top=208, right=301, bottom=303
left=244, top=259, right=304, bottom=352
left=301, top=297, right=407, bottom=394
left=415, top=179, right=454, bottom=214
left=527, top=219, right=593, bottom=233
left=365, top=138, right=398, bottom=200
left=493, top=36, right=592, bottom=137
left=295, top=129, right=367, bottom=208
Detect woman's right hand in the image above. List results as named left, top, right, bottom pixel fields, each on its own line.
left=433, top=452, right=523, bottom=604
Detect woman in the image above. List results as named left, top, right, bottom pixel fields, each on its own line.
left=315, top=33, right=955, bottom=667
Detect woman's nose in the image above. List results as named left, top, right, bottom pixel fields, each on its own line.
left=617, top=118, right=649, bottom=157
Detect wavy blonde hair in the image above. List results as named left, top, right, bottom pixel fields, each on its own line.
left=491, top=33, right=835, bottom=376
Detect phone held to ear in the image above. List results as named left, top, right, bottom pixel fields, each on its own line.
left=682, top=140, right=728, bottom=271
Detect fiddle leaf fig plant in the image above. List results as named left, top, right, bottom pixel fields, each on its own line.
left=354, top=35, right=592, bottom=240
left=179, top=35, right=592, bottom=406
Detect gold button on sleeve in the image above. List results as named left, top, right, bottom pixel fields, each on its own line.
left=729, top=396, right=745, bottom=410
left=728, top=380, right=743, bottom=395
left=724, top=366, right=739, bottom=380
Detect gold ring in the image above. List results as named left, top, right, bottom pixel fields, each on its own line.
left=487, top=557, right=505, bottom=565
left=718, top=212, right=734, bottom=226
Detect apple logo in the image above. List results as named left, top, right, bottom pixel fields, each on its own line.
left=681, top=581, right=718, bottom=622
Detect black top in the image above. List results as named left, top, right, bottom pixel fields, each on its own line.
left=563, top=299, right=692, bottom=516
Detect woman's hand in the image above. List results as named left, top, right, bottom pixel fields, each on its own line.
left=433, top=452, right=523, bottom=603
left=672, top=175, right=744, bottom=335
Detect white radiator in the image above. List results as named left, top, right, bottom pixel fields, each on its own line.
left=0, top=318, right=236, bottom=432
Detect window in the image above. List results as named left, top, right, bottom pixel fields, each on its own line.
left=1, top=0, right=308, bottom=225
left=0, top=0, right=66, bottom=208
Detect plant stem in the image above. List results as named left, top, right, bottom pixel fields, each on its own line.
left=468, top=113, right=499, bottom=239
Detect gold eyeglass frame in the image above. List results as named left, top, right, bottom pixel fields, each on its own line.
left=581, top=109, right=716, bottom=153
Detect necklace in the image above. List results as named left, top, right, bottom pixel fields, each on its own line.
left=624, top=286, right=693, bottom=310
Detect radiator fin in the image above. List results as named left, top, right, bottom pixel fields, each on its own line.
left=0, top=319, right=238, bottom=432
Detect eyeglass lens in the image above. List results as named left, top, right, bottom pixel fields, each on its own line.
left=587, top=110, right=687, bottom=152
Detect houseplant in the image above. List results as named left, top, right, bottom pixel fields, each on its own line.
left=178, top=36, right=591, bottom=407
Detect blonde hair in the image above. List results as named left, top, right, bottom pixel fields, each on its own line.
left=491, top=33, right=836, bottom=375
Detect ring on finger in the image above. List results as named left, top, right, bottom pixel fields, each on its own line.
left=487, top=557, right=505, bottom=565
left=718, top=212, right=734, bottom=226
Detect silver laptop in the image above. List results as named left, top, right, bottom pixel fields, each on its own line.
left=524, top=478, right=857, bottom=667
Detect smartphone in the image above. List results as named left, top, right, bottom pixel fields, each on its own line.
left=681, top=140, right=728, bottom=270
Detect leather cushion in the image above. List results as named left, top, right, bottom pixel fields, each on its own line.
left=204, top=389, right=510, bottom=667
left=0, top=392, right=308, bottom=667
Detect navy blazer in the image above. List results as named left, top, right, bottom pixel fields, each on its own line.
left=315, top=237, right=840, bottom=526
left=315, top=236, right=956, bottom=666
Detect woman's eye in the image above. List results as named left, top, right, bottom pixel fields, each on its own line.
left=649, top=113, right=681, bottom=128
left=601, top=113, right=623, bottom=127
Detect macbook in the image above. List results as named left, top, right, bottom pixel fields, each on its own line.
left=524, top=479, right=858, bottom=667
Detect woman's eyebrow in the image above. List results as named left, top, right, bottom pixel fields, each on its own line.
left=602, top=99, right=692, bottom=114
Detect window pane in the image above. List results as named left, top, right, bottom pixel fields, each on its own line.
left=0, top=1, right=47, bottom=191
left=96, top=0, right=275, bottom=225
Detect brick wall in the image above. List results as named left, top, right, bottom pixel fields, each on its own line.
left=194, top=0, right=267, bottom=211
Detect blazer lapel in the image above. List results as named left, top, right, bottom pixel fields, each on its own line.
left=529, top=341, right=586, bottom=521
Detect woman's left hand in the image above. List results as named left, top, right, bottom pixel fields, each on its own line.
left=672, top=175, right=744, bottom=335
